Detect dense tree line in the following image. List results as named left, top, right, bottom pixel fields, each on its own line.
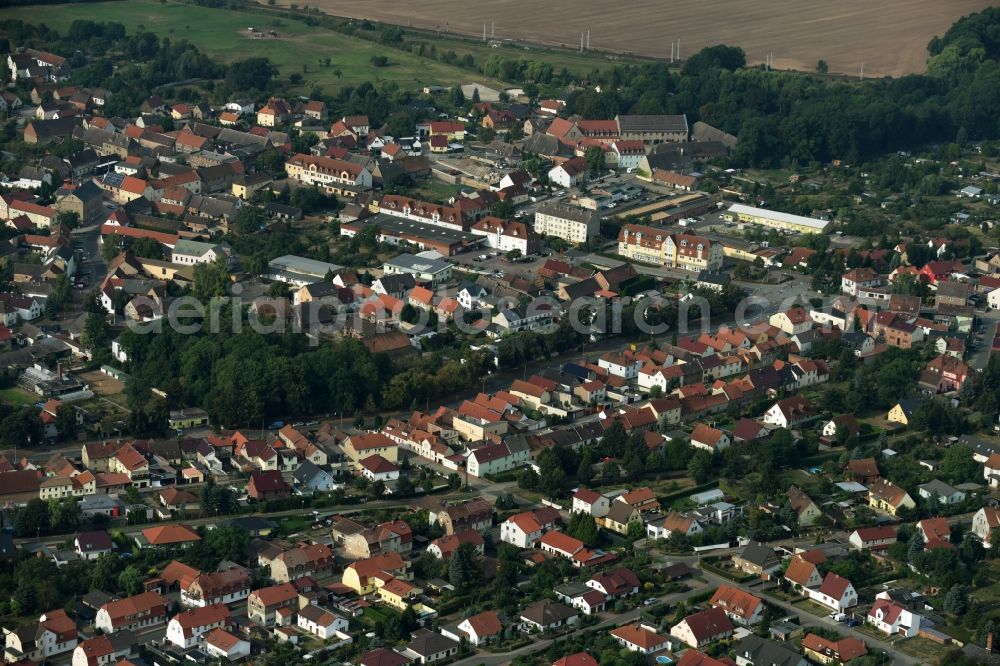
left=548, top=11, right=1000, bottom=167
left=113, top=317, right=494, bottom=428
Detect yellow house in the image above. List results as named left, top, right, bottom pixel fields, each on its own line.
left=867, top=478, right=915, bottom=516
left=342, top=433, right=398, bottom=464
left=341, top=552, right=409, bottom=595
left=232, top=174, right=273, bottom=200
left=886, top=398, right=922, bottom=426
left=617, top=224, right=671, bottom=266
left=601, top=502, right=642, bottom=535
left=168, top=408, right=210, bottom=430
left=375, top=577, right=422, bottom=610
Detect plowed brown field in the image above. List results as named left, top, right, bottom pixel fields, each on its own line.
left=286, top=0, right=991, bottom=76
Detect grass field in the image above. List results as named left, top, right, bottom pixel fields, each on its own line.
left=285, top=0, right=992, bottom=76
left=0, top=387, right=38, bottom=408
left=3, top=0, right=511, bottom=94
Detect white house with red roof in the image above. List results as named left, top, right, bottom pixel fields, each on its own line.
left=769, top=306, right=813, bottom=335
left=709, top=584, right=764, bottom=625
left=427, top=530, right=484, bottom=559
left=690, top=423, right=730, bottom=452
left=610, top=623, right=670, bottom=654
left=441, top=610, right=502, bottom=646
left=868, top=595, right=921, bottom=637
left=848, top=526, right=897, bottom=551
left=571, top=487, right=610, bottom=518
left=500, top=507, right=562, bottom=548
left=807, top=573, right=857, bottom=612
left=359, top=454, right=399, bottom=483
left=203, top=628, right=250, bottom=661
left=670, top=607, right=733, bottom=648
left=586, top=567, right=640, bottom=599
left=3, top=609, right=77, bottom=663
left=647, top=511, right=703, bottom=540
left=166, top=604, right=231, bottom=649
left=548, top=157, right=589, bottom=188
left=972, top=506, right=1000, bottom=547
left=917, top=517, right=953, bottom=549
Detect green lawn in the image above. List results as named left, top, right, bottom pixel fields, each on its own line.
left=0, top=387, right=39, bottom=408
left=4, top=0, right=510, bottom=93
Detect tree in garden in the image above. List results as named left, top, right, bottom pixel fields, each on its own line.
left=943, top=584, right=969, bottom=615
left=566, top=512, right=598, bottom=544
left=448, top=541, right=482, bottom=591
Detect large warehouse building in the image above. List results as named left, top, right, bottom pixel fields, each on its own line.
left=724, top=204, right=830, bottom=234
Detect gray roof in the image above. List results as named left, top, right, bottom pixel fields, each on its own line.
left=172, top=239, right=223, bottom=257
left=519, top=600, right=577, bottom=625
left=737, top=541, right=779, bottom=567
left=535, top=202, right=599, bottom=224
left=917, top=479, right=962, bottom=497
left=269, top=255, right=343, bottom=279
left=384, top=253, right=451, bottom=275
left=734, top=635, right=806, bottom=666
left=405, top=630, right=458, bottom=657
left=616, top=114, right=688, bottom=134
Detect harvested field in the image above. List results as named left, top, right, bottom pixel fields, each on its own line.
left=295, top=0, right=991, bottom=76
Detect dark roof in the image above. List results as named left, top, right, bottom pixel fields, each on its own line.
left=520, top=600, right=577, bottom=625
left=405, top=629, right=458, bottom=657
left=737, top=541, right=778, bottom=567
left=733, top=635, right=803, bottom=666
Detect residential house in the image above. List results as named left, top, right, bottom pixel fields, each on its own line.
left=342, top=552, right=410, bottom=595
left=586, top=567, right=640, bottom=600
left=95, top=592, right=166, bottom=633
left=762, top=396, right=813, bottom=428
left=801, top=634, right=868, bottom=666
left=786, top=486, right=822, bottom=526
left=917, top=355, right=971, bottom=393
left=74, top=530, right=113, bottom=560
left=165, top=603, right=231, bottom=649
left=435, top=498, right=494, bottom=535
left=848, top=526, right=897, bottom=551
left=647, top=511, right=703, bottom=540
left=690, top=423, right=730, bottom=452
left=670, top=607, right=734, bottom=648
left=71, top=631, right=135, bottom=666
left=136, top=524, right=201, bottom=548
left=710, top=585, right=765, bottom=625
left=181, top=568, right=251, bottom=608
left=916, top=517, right=953, bottom=550
left=3, top=609, right=77, bottom=663
left=203, top=628, right=251, bottom=661
left=783, top=551, right=825, bottom=591
left=297, top=604, right=349, bottom=640
left=972, top=506, right=1000, bottom=548
left=500, top=507, right=562, bottom=548
left=269, top=543, right=334, bottom=583
left=732, top=542, right=780, bottom=577
left=733, top=635, right=808, bottom=666
left=867, top=597, right=921, bottom=637
left=867, top=478, right=915, bottom=516
left=807, top=573, right=857, bottom=612
left=247, top=583, right=298, bottom=626
left=441, top=610, right=502, bottom=646
left=602, top=501, right=642, bottom=535
left=610, top=624, right=671, bottom=654
left=571, top=488, right=610, bottom=518
left=427, top=531, right=486, bottom=561
left=519, top=600, right=579, bottom=633
left=401, top=629, right=459, bottom=664
left=916, top=479, right=966, bottom=506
